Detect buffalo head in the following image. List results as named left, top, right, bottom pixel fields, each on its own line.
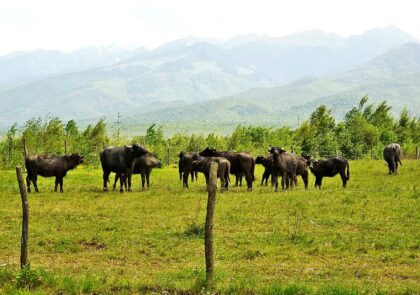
left=268, top=146, right=286, bottom=154
left=66, top=153, right=84, bottom=165
left=255, top=155, right=266, bottom=164
left=308, top=159, right=320, bottom=172
left=131, top=144, right=148, bottom=157
left=199, top=147, right=217, bottom=157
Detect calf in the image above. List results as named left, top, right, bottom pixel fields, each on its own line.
left=199, top=147, right=255, bottom=191
left=294, top=156, right=309, bottom=189
left=268, top=147, right=297, bottom=191
left=25, top=154, right=84, bottom=193
left=113, top=153, right=162, bottom=190
left=100, top=144, right=148, bottom=192
left=191, top=157, right=230, bottom=191
left=308, top=157, right=350, bottom=188
left=383, top=143, right=402, bottom=174
left=178, top=151, right=200, bottom=188
left=255, top=155, right=272, bottom=186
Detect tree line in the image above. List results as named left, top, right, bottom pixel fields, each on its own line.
left=1, top=97, right=419, bottom=169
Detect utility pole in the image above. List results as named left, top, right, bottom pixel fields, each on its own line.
left=297, top=115, right=300, bottom=128
left=115, top=112, right=122, bottom=142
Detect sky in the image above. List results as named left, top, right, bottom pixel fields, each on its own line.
left=0, top=0, right=419, bottom=55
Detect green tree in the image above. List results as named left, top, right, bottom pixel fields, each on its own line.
left=43, top=118, right=65, bottom=154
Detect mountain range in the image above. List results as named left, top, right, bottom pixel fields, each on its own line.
left=0, top=26, right=418, bottom=133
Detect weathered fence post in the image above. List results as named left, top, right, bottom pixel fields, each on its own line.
left=64, top=139, right=67, bottom=155
left=16, top=166, right=29, bottom=269
left=416, top=147, right=419, bottom=160
left=205, top=162, right=218, bottom=288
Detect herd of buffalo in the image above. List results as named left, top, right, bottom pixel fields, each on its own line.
left=24, top=143, right=403, bottom=193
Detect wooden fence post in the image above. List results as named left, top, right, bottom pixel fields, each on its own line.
left=205, top=162, right=218, bottom=288
left=64, top=139, right=67, bottom=155
left=16, top=166, right=29, bottom=269
left=416, top=147, right=419, bottom=160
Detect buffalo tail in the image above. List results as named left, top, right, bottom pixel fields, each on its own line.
left=346, top=161, right=350, bottom=180
left=251, top=159, right=255, bottom=182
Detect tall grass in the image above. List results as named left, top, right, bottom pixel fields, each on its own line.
left=0, top=160, right=419, bottom=294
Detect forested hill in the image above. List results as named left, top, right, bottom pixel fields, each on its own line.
left=0, top=26, right=417, bottom=130
left=125, top=43, right=420, bottom=128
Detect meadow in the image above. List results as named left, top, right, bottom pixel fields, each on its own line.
left=0, top=160, right=419, bottom=294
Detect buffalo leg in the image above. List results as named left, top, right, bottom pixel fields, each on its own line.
left=315, top=177, right=322, bottom=189
left=273, top=173, right=279, bottom=192
left=220, top=176, right=225, bottom=192
left=119, top=174, right=125, bottom=193
left=33, top=175, right=39, bottom=193
left=340, top=172, right=347, bottom=188
left=183, top=170, right=189, bottom=188
left=59, top=177, right=64, bottom=193
left=190, top=172, right=194, bottom=182
left=103, top=171, right=110, bottom=192
left=141, top=172, right=146, bottom=190
left=146, top=170, right=151, bottom=190
left=54, top=177, right=59, bottom=192
left=302, top=171, right=308, bottom=190
left=245, top=172, right=253, bottom=191
left=26, top=175, right=31, bottom=193
left=394, top=159, right=398, bottom=174
left=127, top=173, right=132, bottom=192
left=113, top=174, right=119, bottom=190
left=261, top=170, right=268, bottom=186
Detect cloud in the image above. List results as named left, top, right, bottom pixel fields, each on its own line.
left=0, top=0, right=418, bottom=55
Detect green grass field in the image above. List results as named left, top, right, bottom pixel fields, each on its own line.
left=0, top=160, right=419, bottom=294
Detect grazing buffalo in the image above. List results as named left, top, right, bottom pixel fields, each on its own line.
left=255, top=155, right=272, bottom=186
left=383, top=143, right=402, bottom=174
left=113, top=153, right=162, bottom=190
left=100, top=144, right=148, bottom=192
left=199, top=147, right=255, bottom=191
left=295, top=156, right=309, bottom=189
left=191, top=157, right=230, bottom=191
left=268, top=147, right=297, bottom=191
left=307, top=157, right=350, bottom=188
left=25, top=154, right=84, bottom=193
left=178, top=151, right=200, bottom=188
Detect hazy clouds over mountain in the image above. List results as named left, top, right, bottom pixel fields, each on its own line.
left=0, top=45, right=146, bottom=85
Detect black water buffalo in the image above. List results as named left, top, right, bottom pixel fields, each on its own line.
left=307, top=157, right=350, bottom=188
left=295, top=156, right=309, bottom=189
left=113, top=153, right=162, bottom=190
left=383, top=143, right=402, bottom=174
left=255, top=155, right=272, bottom=186
left=191, top=157, right=230, bottom=191
left=178, top=151, right=200, bottom=188
left=199, top=147, right=255, bottom=191
left=100, top=144, right=148, bottom=192
left=268, top=147, right=297, bottom=191
left=25, top=154, right=84, bottom=193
